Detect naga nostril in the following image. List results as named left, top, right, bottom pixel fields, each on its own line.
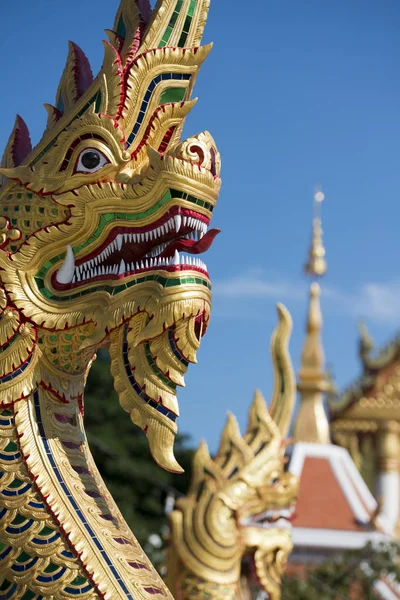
left=188, top=144, right=205, bottom=165
left=115, top=167, right=135, bottom=183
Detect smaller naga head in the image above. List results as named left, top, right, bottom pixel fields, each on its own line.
left=0, top=0, right=220, bottom=472
left=168, top=306, right=299, bottom=600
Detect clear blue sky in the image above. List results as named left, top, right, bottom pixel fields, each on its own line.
left=1, top=0, right=400, bottom=452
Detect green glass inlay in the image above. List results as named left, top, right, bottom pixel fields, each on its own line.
left=116, top=15, right=126, bottom=39
left=145, top=343, right=176, bottom=390
left=11, top=514, right=26, bottom=525
left=44, top=562, right=59, bottom=573
left=0, top=579, right=11, bottom=591
left=72, top=190, right=172, bottom=256
left=160, top=87, right=186, bottom=104
left=9, top=479, right=24, bottom=489
left=0, top=541, right=6, bottom=552
left=36, top=270, right=210, bottom=303
left=95, top=91, right=102, bottom=113
left=21, top=591, right=36, bottom=600
left=165, top=278, right=180, bottom=287
left=1, top=410, right=12, bottom=417
left=34, top=185, right=213, bottom=302
left=70, top=575, right=88, bottom=586
left=178, top=0, right=196, bottom=47
left=35, top=186, right=211, bottom=284
left=39, top=526, right=54, bottom=537
left=159, top=0, right=184, bottom=47
left=57, top=94, right=65, bottom=113
left=4, top=442, right=17, bottom=452
left=16, top=551, right=31, bottom=563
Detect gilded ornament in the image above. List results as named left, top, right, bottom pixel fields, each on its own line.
left=167, top=306, right=298, bottom=600
left=0, top=0, right=220, bottom=597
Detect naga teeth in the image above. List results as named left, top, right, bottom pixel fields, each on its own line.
left=56, top=245, right=75, bottom=284
left=174, top=214, right=182, bottom=233
left=66, top=214, right=209, bottom=286
left=172, top=250, right=180, bottom=266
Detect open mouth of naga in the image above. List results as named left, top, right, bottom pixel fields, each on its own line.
left=241, top=506, right=296, bottom=530
left=53, top=206, right=221, bottom=290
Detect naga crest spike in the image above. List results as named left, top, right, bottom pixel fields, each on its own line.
left=54, top=41, right=94, bottom=120
left=1, top=115, right=32, bottom=169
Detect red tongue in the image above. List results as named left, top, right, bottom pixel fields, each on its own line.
left=160, top=228, right=221, bottom=258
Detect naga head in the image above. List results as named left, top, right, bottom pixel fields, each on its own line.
left=168, top=306, right=299, bottom=600
left=0, top=0, right=220, bottom=472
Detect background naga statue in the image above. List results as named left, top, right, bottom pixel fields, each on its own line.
left=0, top=0, right=220, bottom=597
left=167, top=306, right=299, bottom=600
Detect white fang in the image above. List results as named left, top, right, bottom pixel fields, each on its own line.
left=56, top=245, right=75, bottom=284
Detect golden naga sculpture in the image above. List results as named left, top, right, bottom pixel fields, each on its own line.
left=0, top=0, right=220, bottom=597
left=167, top=305, right=298, bottom=600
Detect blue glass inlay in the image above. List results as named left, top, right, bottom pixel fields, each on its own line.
left=37, top=566, right=66, bottom=583
left=0, top=451, right=21, bottom=462
left=126, top=73, right=191, bottom=147
left=6, top=519, right=33, bottom=534
left=64, top=582, right=93, bottom=595
left=32, top=392, right=136, bottom=599
left=28, top=501, right=45, bottom=510
left=2, top=482, right=31, bottom=496
left=32, top=531, right=60, bottom=545
left=0, top=353, right=33, bottom=383
left=0, top=546, right=12, bottom=561
left=168, top=327, right=189, bottom=366
left=11, top=556, right=38, bottom=572
left=122, top=327, right=177, bottom=422
left=0, top=581, right=17, bottom=599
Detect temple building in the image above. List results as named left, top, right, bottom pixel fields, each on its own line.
left=329, top=327, right=400, bottom=531
left=286, top=191, right=400, bottom=599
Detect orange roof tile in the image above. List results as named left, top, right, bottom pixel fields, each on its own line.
left=292, top=456, right=365, bottom=531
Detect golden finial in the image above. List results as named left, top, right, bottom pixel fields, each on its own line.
left=292, top=188, right=330, bottom=444
left=304, top=187, right=327, bottom=277
left=297, top=282, right=328, bottom=393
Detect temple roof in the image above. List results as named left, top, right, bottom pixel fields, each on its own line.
left=329, top=326, right=400, bottom=423
left=288, top=443, right=392, bottom=546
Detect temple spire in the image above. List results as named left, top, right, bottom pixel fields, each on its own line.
left=292, top=188, right=331, bottom=444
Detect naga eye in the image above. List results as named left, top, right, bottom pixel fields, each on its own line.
left=75, top=148, right=109, bottom=174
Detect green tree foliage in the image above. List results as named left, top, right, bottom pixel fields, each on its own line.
left=282, top=542, right=400, bottom=600
left=84, top=348, right=195, bottom=552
